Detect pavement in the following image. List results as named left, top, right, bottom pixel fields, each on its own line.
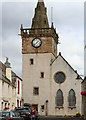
left=38, top=116, right=85, bottom=120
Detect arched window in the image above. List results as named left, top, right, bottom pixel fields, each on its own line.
left=69, top=89, right=76, bottom=106
left=56, top=89, right=63, bottom=107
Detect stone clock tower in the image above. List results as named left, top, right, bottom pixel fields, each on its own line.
left=21, top=0, right=58, bottom=114
left=21, top=0, right=58, bottom=56
left=20, top=0, right=82, bottom=116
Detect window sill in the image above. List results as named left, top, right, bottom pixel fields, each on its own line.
left=33, top=94, right=39, bottom=96
left=55, top=106, right=64, bottom=109
left=68, top=106, right=76, bottom=109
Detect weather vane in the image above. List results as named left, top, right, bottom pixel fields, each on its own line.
left=51, top=7, right=53, bottom=25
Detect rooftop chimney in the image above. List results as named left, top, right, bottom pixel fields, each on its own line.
left=5, top=58, right=11, bottom=81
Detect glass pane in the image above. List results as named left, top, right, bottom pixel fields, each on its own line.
left=35, top=88, right=38, bottom=95
left=69, top=90, right=75, bottom=106
left=2, top=112, right=10, bottom=117
left=56, top=90, right=63, bottom=107
left=55, top=72, right=65, bottom=84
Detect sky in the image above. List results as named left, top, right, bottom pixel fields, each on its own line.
left=0, top=0, right=85, bottom=78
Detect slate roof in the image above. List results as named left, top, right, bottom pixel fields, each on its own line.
left=0, top=60, right=22, bottom=86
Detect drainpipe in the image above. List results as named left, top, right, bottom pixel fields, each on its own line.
left=45, top=100, right=48, bottom=116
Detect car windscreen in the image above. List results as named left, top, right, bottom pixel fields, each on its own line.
left=2, top=112, right=10, bottom=117
left=12, top=111, right=20, bottom=117
left=17, top=109, right=30, bottom=113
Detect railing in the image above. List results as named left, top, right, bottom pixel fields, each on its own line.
left=20, top=28, right=58, bottom=43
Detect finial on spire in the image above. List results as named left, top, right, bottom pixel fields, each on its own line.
left=38, top=0, right=44, bottom=2
left=51, top=22, right=54, bottom=28
left=51, top=7, right=53, bottom=26
left=20, top=24, right=23, bottom=36
left=21, top=24, right=23, bottom=30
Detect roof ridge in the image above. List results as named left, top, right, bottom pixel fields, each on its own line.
left=50, top=53, right=83, bottom=80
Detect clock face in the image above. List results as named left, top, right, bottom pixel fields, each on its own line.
left=32, top=38, right=42, bottom=48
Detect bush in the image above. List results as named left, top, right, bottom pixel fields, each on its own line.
left=64, top=114, right=67, bottom=118
left=76, top=112, right=81, bottom=117
left=71, top=115, right=74, bottom=118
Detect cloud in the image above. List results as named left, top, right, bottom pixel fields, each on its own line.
left=47, top=2, right=84, bottom=28
left=1, top=1, right=84, bottom=77
left=58, top=27, right=84, bottom=75
left=0, top=0, right=85, bottom=2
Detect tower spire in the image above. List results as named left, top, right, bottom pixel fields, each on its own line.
left=31, top=0, right=49, bottom=28
left=38, top=0, right=44, bottom=2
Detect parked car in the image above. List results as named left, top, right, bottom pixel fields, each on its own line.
left=16, top=108, right=31, bottom=120
left=23, top=103, right=39, bottom=120
left=16, top=107, right=39, bottom=120
left=0, top=111, right=4, bottom=120
left=23, top=103, right=31, bottom=108
left=0, top=111, right=24, bottom=120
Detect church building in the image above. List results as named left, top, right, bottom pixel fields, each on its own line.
left=21, top=0, right=83, bottom=116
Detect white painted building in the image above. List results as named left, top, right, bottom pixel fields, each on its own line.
left=21, top=0, right=83, bottom=116
left=16, top=75, right=22, bottom=108
left=0, top=58, right=22, bottom=110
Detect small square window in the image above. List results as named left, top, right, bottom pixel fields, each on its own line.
left=41, top=105, right=44, bottom=110
left=33, top=87, right=39, bottom=95
left=30, top=59, right=34, bottom=65
left=41, top=72, right=44, bottom=78
left=44, top=20, right=46, bottom=24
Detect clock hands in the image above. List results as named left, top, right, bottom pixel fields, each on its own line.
left=35, top=41, right=40, bottom=46
left=32, top=38, right=42, bottom=48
